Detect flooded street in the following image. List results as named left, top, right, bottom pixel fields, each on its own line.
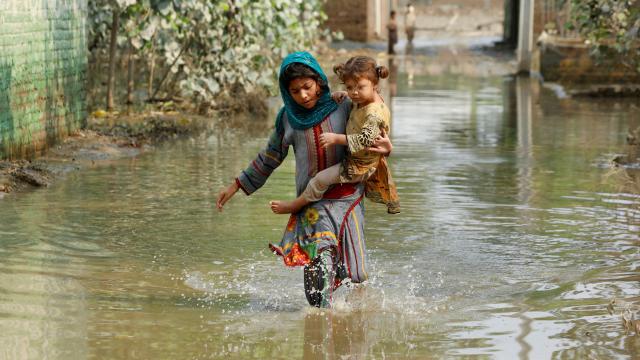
left=1, top=50, right=639, bottom=359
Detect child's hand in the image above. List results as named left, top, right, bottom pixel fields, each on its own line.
left=367, top=128, right=393, bottom=156
left=319, top=132, right=339, bottom=148
left=331, top=91, right=348, bottom=104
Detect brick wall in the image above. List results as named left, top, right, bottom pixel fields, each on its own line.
left=0, top=0, right=87, bottom=160
left=324, top=0, right=389, bottom=42
left=325, top=0, right=370, bottom=42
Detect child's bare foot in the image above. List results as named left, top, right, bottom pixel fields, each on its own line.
left=270, top=197, right=308, bottom=214
left=270, top=200, right=297, bottom=214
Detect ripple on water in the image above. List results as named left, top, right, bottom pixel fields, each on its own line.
left=561, top=281, right=640, bottom=301
left=2, top=66, right=640, bottom=358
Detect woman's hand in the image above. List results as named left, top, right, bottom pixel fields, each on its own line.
left=331, top=91, right=348, bottom=104
left=367, top=128, right=393, bottom=156
left=319, top=132, right=341, bottom=148
left=216, top=181, right=239, bottom=211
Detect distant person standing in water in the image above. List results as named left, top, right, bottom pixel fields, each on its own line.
left=405, top=3, right=416, bottom=46
left=387, top=10, right=398, bottom=55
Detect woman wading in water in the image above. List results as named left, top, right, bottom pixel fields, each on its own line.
left=216, top=52, right=393, bottom=308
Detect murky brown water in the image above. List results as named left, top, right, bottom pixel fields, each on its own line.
left=1, top=54, right=639, bottom=359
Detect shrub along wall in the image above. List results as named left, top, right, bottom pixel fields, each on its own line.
left=0, top=0, right=87, bottom=159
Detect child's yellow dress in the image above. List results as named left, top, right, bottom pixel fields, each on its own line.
left=342, top=102, right=400, bottom=214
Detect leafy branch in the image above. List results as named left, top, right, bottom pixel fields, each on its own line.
left=89, top=0, right=331, bottom=112
left=568, top=0, right=640, bottom=72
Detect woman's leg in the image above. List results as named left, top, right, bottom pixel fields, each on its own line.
left=303, top=249, right=336, bottom=308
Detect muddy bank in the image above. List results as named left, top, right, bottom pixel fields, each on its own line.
left=0, top=97, right=270, bottom=198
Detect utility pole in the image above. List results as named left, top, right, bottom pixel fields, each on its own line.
left=516, top=0, right=535, bottom=73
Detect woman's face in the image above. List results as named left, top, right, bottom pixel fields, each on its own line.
left=288, top=77, right=320, bottom=109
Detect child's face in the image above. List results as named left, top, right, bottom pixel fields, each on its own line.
left=288, top=77, right=320, bottom=109
left=344, top=77, right=376, bottom=106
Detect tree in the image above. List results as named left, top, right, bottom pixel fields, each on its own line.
left=89, top=0, right=330, bottom=111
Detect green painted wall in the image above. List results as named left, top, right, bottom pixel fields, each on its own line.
left=0, top=0, right=87, bottom=159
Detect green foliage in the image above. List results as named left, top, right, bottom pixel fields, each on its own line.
left=568, top=0, right=640, bottom=71
left=89, top=0, right=330, bottom=107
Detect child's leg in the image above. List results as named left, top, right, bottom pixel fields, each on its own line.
left=270, top=164, right=342, bottom=214
left=302, top=163, right=342, bottom=202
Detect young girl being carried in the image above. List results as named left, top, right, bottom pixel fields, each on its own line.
left=270, top=56, right=400, bottom=215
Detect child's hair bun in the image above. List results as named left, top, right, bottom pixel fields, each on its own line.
left=376, top=66, right=389, bottom=79
left=333, top=63, right=345, bottom=78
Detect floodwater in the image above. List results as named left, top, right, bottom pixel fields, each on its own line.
left=1, top=54, right=640, bottom=359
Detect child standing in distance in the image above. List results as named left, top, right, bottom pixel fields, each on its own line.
left=405, top=3, right=416, bottom=46
left=270, top=56, right=400, bottom=215
left=387, top=11, right=398, bottom=55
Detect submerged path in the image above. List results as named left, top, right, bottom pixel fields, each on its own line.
left=0, top=47, right=639, bottom=358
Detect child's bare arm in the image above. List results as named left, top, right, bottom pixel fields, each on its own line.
left=347, top=114, right=383, bottom=153
left=319, top=133, right=347, bottom=148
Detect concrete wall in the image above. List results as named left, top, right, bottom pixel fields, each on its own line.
left=540, top=40, right=640, bottom=83
left=324, top=0, right=389, bottom=42
left=0, top=0, right=87, bottom=160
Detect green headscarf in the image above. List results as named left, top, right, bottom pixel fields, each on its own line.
left=275, top=51, right=338, bottom=132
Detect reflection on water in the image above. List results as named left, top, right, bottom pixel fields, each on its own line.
left=1, top=55, right=640, bottom=358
